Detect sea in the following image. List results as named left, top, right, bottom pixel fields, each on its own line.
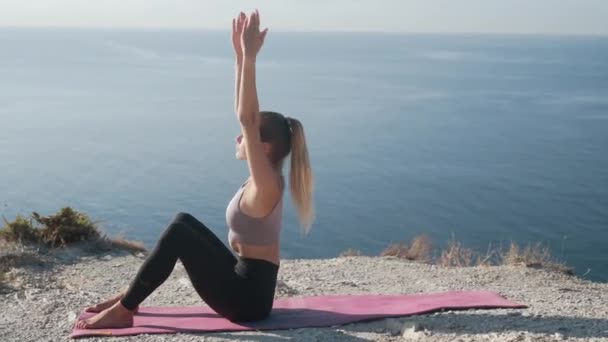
left=1, top=28, right=607, bottom=282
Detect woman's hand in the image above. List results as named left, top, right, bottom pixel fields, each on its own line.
left=232, top=12, right=246, bottom=61
left=241, top=10, right=268, bottom=59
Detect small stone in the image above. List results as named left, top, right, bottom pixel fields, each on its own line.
left=40, top=315, right=50, bottom=328
left=24, top=289, right=36, bottom=301
left=135, top=252, right=145, bottom=258
left=102, top=255, right=112, bottom=261
left=340, top=281, right=358, bottom=287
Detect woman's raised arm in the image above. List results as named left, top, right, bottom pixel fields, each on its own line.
left=237, top=10, right=279, bottom=197
left=232, top=12, right=246, bottom=113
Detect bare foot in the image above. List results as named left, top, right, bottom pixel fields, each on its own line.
left=77, top=301, right=135, bottom=329
left=85, top=290, right=138, bottom=313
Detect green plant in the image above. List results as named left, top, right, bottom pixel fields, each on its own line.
left=32, top=207, right=100, bottom=247
left=0, top=215, right=38, bottom=243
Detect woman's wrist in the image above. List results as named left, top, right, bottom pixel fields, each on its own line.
left=243, top=55, right=257, bottom=63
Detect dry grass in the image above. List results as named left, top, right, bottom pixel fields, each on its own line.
left=380, top=234, right=432, bottom=262
left=408, top=235, right=433, bottom=262
left=503, top=241, right=551, bottom=265
left=339, top=248, right=363, bottom=257
left=502, top=241, right=574, bottom=275
left=92, top=235, right=147, bottom=255
left=380, top=242, right=409, bottom=258
left=438, top=238, right=476, bottom=267
left=369, top=234, right=574, bottom=276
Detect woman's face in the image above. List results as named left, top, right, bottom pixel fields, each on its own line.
left=235, top=133, right=274, bottom=162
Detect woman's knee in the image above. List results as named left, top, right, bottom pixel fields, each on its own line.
left=173, top=212, right=194, bottom=224
left=173, top=212, right=208, bottom=232
left=160, top=214, right=192, bottom=241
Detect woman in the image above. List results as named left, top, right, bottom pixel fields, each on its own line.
left=77, top=10, right=314, bottom=329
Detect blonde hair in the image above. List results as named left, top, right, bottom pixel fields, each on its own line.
left=286, top=117, right=315, bottom=233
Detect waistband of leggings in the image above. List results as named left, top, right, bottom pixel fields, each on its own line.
left=239, top=256, right=280, bottom=269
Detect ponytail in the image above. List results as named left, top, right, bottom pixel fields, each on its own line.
left=287, top=117, right=315, bottom=233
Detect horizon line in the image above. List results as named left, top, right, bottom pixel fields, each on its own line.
left=1, top=25, right=607, bottom=38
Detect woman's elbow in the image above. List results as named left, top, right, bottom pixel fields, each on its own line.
left=238, top=111, right=258, bottom=128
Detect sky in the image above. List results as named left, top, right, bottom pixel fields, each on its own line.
left=1, top=0, right=607, bottom=36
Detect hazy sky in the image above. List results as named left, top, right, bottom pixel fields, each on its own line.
left=1, top=0, right=607, bottom=35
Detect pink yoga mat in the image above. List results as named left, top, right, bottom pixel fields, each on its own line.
left=70, top=290, right=526, bottom=338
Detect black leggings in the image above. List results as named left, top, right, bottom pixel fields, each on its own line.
left=120, top=212, right=279, bottom=322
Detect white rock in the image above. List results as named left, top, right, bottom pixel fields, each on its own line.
left=178, top=277, right=190, bottom=287
left=401, top=321, right=422, bottom=340
left=66, top=311, right=77, bottom=324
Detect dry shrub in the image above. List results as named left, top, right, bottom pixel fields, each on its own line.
left=92, top=235, right=147, bottom=255
left=408, top=235, right=432, bottom=262
left=380, top=242, right=409, bottom=258
left=477, top=242, right=503, bottom=267
left=439, top=238, right=476, bottom=267
left=380, top=234, right=432, bottom=262
left=32, top=207, right=100, bottom=247
left=503, top=241, right=573, bottom=275
left=503, top=241, right=549, bottom=265
left=0, top=215, right=38, bottom=243
left=1, top=207, right=147, bottom=255
left=377, top=233, right=574, bottom=276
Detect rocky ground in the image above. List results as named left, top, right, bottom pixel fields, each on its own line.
left=1, top=242, right=607, bottom=342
